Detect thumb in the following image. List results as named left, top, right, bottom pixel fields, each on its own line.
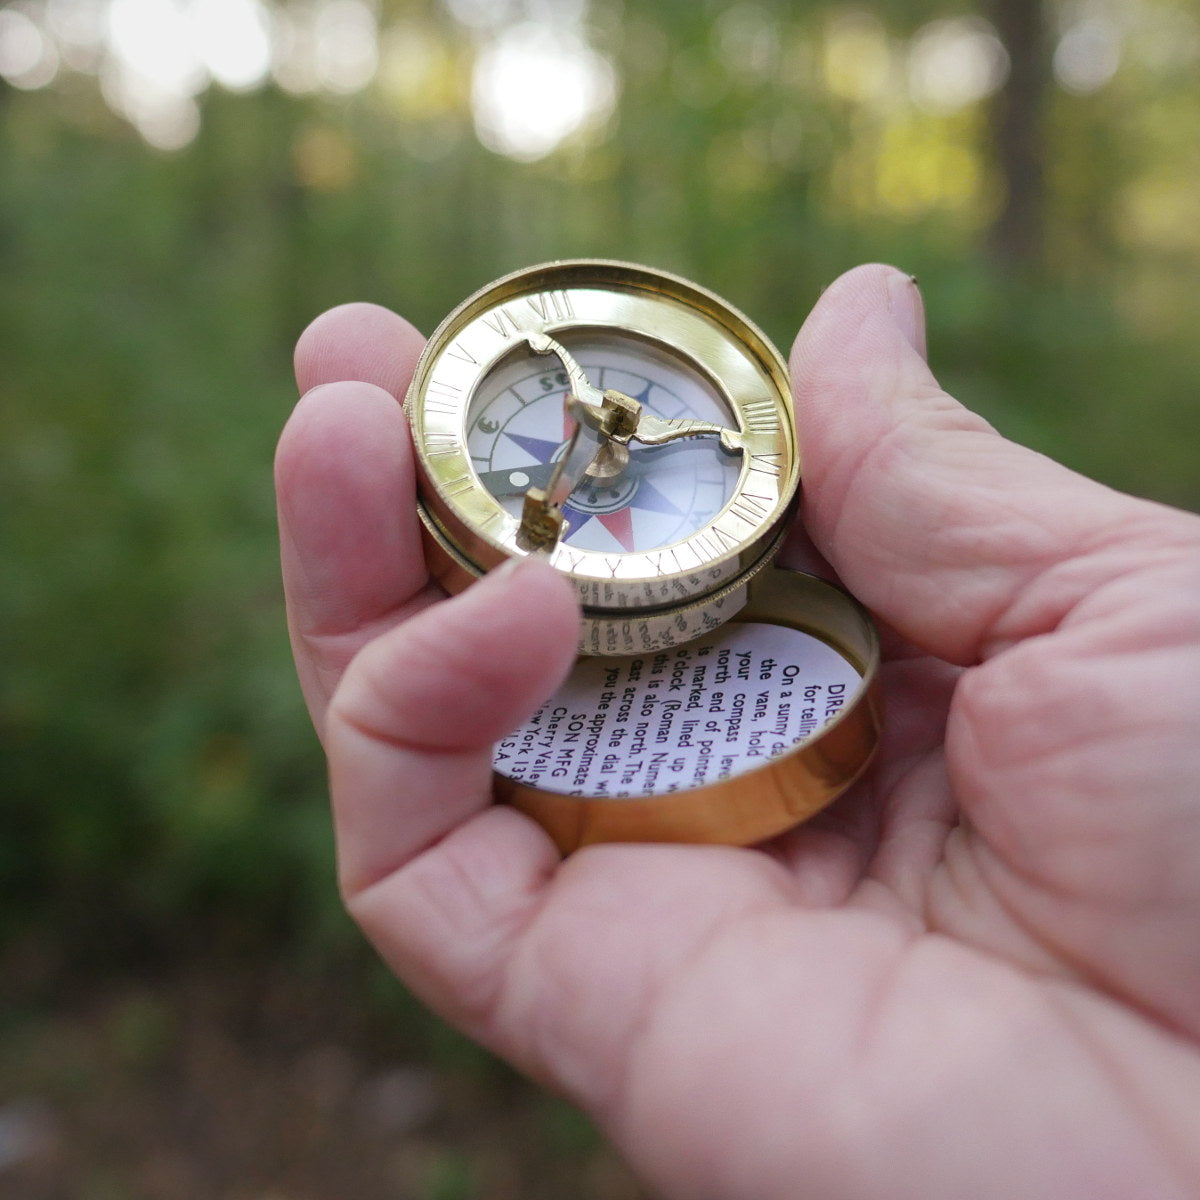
left=790, top=263, right=1171, bottom=665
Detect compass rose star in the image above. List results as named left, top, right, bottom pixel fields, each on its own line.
left=503, top=431, right=562, bottom=465
left=596, top=506, right=636, bottom=550
left=560, top=502, right=589, bottom=535
left=626, top=478, right=682, bottom=516
left=560, top=503, right=637, bottom=551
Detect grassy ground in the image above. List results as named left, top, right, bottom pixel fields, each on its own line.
left=0, top=946, right=647, bottom=1200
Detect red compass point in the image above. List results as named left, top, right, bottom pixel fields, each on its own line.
left=597, top=506, right=636, bottom=551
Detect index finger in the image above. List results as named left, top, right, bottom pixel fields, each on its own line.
left=276, top=303, right=430, bottom=734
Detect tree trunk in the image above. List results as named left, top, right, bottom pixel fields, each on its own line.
left=987, top=0, right=1050, bottom=270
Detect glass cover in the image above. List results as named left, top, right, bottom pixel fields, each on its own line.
left=465, top=333, right=742, bottom=553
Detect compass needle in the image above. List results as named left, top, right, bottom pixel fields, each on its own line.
left=630, top=411, right=747, bottom=453
left=525, top=331, right=607, bottom=413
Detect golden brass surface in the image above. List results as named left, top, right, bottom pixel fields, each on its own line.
left=583, top=439, right=629, bottom=481
left=516, top=487, right=563, bottom=552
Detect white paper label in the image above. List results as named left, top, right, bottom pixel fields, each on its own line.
left=494, top=622, right=862, bottom=799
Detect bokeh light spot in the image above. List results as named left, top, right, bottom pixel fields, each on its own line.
left=907, top=17, right=1009, bottom=114
left=106, top=0, right=206, bottom=96
left=313, top=0, right=378, bottom=95
left=378, top=21, right=460, bottom=117
left=0, top=8, right=60, bottom=89
left=470, top=20, right=616, bottom=162
left=192, top=0, right=272, bottom=91
left=1054, top=18, right=1121, bottom=94
left=823, top=12, right=892, bottom=104
left=712, top=4, right=779, bottom=79
left=292, top=123, right=358, bottom=190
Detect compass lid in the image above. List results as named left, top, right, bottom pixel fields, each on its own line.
left=493, top=566, right=881, bottom=852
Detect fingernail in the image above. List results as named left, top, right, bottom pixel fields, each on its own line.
left=886, top=271, right=927, bottom=360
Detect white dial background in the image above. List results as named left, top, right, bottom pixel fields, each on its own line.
left=465, top=337, right=742, bottom=553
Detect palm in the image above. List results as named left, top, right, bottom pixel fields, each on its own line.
left=277, top=267, right=1200, bottom=1200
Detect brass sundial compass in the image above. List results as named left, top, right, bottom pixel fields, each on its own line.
left=405, top=260, right=880, bottom=850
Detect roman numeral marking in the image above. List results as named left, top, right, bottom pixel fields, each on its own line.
left=741, top=398, right=779, bottom=434
left=747, top=451, right=783, bottom=477
left=556, top=547, right=586, bottom=573
left=442, top=473, right=474, bottom=497
left=446, top=341, right=477, bottom=364
left=647, top=548, right=683, bottom=577
left=424, top=432, right=459, bottom=458
left=526, top=290, right=575, bottom=322
left=424, top=377, right=462, bottom=415
left=729, top=492, right=774, bottom=526
left=691, top=524, right=739, bottom=563
left=482, top=305, right=521, bottom=338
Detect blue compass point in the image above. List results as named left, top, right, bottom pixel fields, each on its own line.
left=504, top=431, right=562, bottom=463
left=630, top=478, right=683, bottom=516
left=560, top=502, right=590, bottom=531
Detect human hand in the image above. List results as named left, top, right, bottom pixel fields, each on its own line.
left=275, top=265, right=1200, bottom=1200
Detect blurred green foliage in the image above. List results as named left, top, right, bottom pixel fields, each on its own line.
left=2, top=0, right=1199, bottom=965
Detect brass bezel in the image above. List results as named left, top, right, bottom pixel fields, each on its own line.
left=405, top=260, right=799, bottom=615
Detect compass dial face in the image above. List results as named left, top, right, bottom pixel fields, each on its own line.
left=465, top=335, right=741, bottom=554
